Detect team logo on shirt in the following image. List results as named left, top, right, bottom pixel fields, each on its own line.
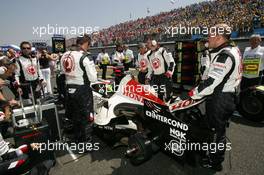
left=26, top=65, right=36, bottom=75
left=152, top=58, right=161, bottom=69
left=62, top=54, right=75, bottom=73
left=140, top=59, right=148, bottom=69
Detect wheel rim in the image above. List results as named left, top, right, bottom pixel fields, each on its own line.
left=241, top=95, right=263, bottom=115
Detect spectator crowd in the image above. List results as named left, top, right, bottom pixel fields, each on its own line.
left=90, top=0, right=264, bottom=46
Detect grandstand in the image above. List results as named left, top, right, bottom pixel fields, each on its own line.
left=79, top=0, right=264, bottom=47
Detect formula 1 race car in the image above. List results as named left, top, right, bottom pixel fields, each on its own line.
left=91, top=74, right=214, bottom=160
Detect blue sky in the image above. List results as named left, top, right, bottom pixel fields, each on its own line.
left=0, top=0, right=204, bottom=45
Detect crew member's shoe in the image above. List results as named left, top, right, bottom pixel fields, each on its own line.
left=200, top=157, right=223, bottom=172
left=202, top=163, right=223, bottom=171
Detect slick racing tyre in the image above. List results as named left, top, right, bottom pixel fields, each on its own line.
left=238, top=88, right=264, bottom=122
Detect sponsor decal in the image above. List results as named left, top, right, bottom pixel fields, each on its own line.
left=123, top=91, right=144, bottom=103
left=145, top=110, right=188, bottom=131
left=165, top=127, right=188, bottom=157
left=169, top=99, right=196, bottom=112
left=212, top=67, right=224, bottom=75
left=145, top=100, right=189, bottom=156
left=98, top=125, right=114, bottom=131
left=170, top=127, right=186, bottom=140
left=126, top=79, right=165, bottom=105
left=213, top=63, right=226, bottom=68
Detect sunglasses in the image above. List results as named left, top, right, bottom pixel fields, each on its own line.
left=22, top=47, right=31, bottom=50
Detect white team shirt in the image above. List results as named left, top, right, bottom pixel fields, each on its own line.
left=146, top=47, right=175, bottom=78
left=112, top=51, right=125, bottom=64
left=61, top=51, right=97, bottom=85
left=137, top=51, right=150, bottom=72
left=191, top=46, right=243, bottom=100
left=15, top=56, right=44, bottom=84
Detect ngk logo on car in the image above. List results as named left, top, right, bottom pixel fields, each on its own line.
left=170, top=128, right=186, bottom=140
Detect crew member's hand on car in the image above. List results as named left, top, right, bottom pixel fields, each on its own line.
left=30, top=143, right=42, bottom=150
